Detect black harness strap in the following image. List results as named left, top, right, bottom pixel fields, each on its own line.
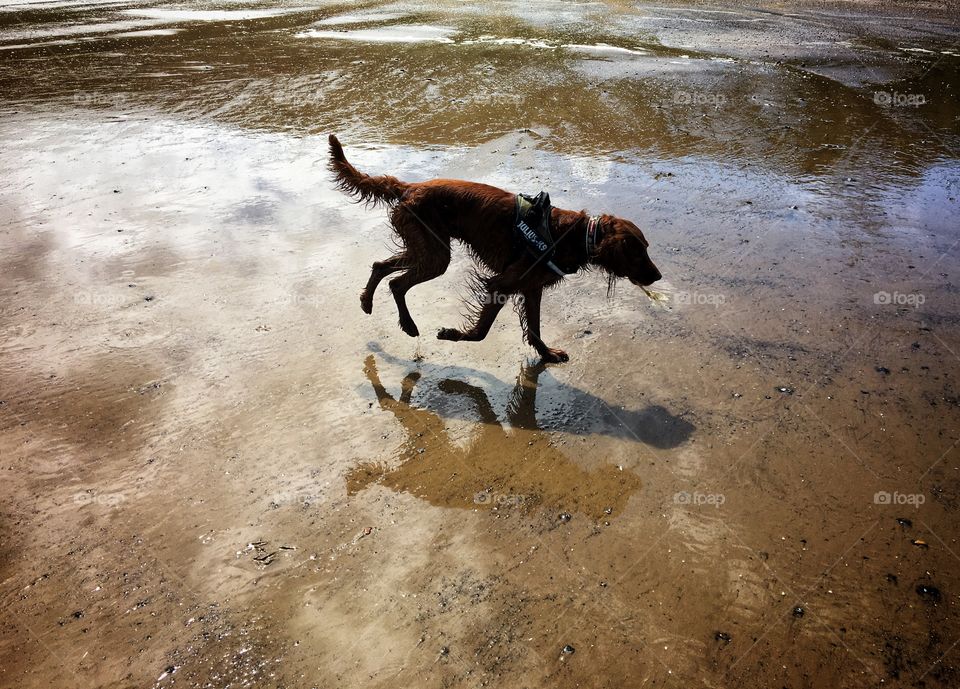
left=514, top=192, right=570, bottom=276
left=513, top=192, right=604, bottom=276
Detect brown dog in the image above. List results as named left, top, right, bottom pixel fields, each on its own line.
left=329, top=135, right=661, bottom=363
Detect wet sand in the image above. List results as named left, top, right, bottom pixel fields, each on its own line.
left=1, top=1, right=959, bottom=687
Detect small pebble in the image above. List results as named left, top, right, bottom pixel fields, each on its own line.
left=561, top=644, right=575, bottom=655
left=792, top=606, right=805, bottom=618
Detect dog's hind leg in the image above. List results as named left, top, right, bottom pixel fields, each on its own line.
left=385, top=203, right=451, bottom=336
left=361, top=254, right=406, bottom=314
left=389, top=250, right=450, bottom=337
left=518, top=287, right=568, bottom=363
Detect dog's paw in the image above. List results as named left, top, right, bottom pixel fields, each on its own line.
left=399, top=319, right=419, bottom=337
left=436, top=327, right=461, bottom=341
left=541, top=348, right=569, bottom=364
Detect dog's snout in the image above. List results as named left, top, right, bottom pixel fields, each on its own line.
left=646, top=266, right=662, bottom=284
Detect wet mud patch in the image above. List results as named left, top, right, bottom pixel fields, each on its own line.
left=0, top=523, right=290, bottom=689
left=0, top=357, right=168, bottom=459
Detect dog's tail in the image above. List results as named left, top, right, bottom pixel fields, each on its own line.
left=328, top=134, right=410, bottom=207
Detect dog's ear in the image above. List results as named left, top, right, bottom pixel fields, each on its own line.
left=597, top=219, right=631, bottom=261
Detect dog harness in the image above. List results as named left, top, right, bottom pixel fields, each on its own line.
left=514, top=192, right=603, bottom=276
left=514, top=192, right=567, bottom=276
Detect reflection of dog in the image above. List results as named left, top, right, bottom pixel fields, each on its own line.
left=346, top=355, right=643, bottom=519
left=329, top=135, right=662, bottom=363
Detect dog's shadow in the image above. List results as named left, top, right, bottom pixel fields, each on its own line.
left=366, top=345, right=695, bottom=448
left=347, top=350, right=695, bottom=519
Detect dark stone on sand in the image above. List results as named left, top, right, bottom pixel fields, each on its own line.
left=776, top=386, right=794, bottom=394
left=916, top=585, right=941, bottom=602
left=886, top=573, right=898, bottom=584
left=559, top=512, right=572, bottom=523
left=715, top=631, right=732, bottom=643
left=562, top=644, right=575, bottom=655
left=896, top=517, right=912, bottom=528
left=792, top=606, right=805, bottom=618
left=876, top=366, right=891, bottom=374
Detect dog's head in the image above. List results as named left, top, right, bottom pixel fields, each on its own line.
left=593, top=215, right=662, bottom=287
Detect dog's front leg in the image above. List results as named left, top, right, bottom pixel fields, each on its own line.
left=437, top=266, right=525, bottom=343
left=520, top=287, right=568, bottom=363
left=437, top=297, right=506, bottom=342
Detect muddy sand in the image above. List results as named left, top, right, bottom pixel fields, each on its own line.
left=1, top=1, right=959, bottom=687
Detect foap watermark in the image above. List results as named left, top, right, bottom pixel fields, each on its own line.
left=268, top=82, right=325, bottom=106
left=73, top=91, right=130, bottom=108
left=874, top=491, right=925, bottom=508
left=673, top=90, right=727, bottom=108
left=674, top=491, right=726, bottom=508
left=473, top=490, right=527, bottom=507
left=73, top=490, right=127, bottom=508
left=873, top=91, right=926, bottom=108
left=675, top=290, right=725, bottom=307
left=480, top=292, right=523, bottom=306
left=269, top=489, right=327, bottom=507
left=277, top=292, right=324, bottom=308
left=74, top=290, right=126, bottom=307
left=873, top=291, right=925, bottom=308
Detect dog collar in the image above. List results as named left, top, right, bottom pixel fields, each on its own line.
left=586, top=216, right=603, bottom=258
